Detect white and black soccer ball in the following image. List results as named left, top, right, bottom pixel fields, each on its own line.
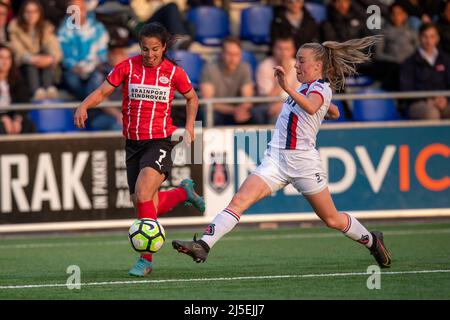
left=128, top=219, right=166, bottom=253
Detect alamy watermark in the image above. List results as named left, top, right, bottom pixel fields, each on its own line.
left=66, top=5, right=81, bottom=30
left=366, top=265, right=381, bottom=290
left=66, top=265, right=81, bottom=290
left=366, top=5, right=381, bottom=30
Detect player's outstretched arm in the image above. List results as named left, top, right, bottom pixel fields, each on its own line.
left=74, top=81, right=116, bottom=129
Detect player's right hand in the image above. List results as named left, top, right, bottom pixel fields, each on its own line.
left=274, top=66, right=288, bottom=91
left=74, top=106, right=88, bottom=129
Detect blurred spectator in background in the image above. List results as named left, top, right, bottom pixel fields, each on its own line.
left=57, top=0, right=109, bottom=101
left=129, top=0, right=191, bottom=47
left=373, top=2, right=417, bottom=90
left=9, top=0, right=62, bottom=101
left=11, top=0, right=79, bottom=31
left=322, top=0, right=370, bottom=42
left=376, top=3, right=417, bottom=63
left=39, top=0, right=69, bottom=29
left=256, top=35, right=298, bottom=123
left=200, top=36, right=258, bottom=126
left=396, top=0, right=443, bottom=28
left=0, top=44, right=34, bottom=134
left=400, top=23, right=450, bottom=119
left=87, top=26, right=129, bottom=131
left=270, top=0, right=319, bottom=50
left=2, top=0, right=12, bottom=21
left=0, top=1, right=10, bottom=44
left=437, top=1, right=450, bottom=55
left=408, top=96, right=450, bottom=119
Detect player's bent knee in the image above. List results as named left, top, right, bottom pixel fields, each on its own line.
left=135, top=189, right=153, bottom=204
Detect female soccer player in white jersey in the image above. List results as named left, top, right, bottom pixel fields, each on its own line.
left=172, top=35, right=392, bottom=268
left=74, top=23, right=206, bottom=277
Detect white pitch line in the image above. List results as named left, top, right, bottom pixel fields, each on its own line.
left=0, top=240, right=126, bottom=249
left=223, top=228, right=450, bottom=242
left=1, top=269, right=450, bottom=290
left=1, top=228, right=450, bottom=250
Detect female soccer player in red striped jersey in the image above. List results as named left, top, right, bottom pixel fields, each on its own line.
left=172, top=35, right=392, bottom=269
left=74, top=23, right=205, bottom=277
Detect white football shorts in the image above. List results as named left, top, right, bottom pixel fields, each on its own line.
left=252, top=146, right=328, bottom=195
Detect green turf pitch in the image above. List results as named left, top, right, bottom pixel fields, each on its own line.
left=0, top=222, right=449, bottom=299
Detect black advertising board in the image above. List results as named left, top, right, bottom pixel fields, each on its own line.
left=0, top=132, right=203, bottom=224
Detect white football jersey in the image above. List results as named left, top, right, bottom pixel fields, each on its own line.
left=269, top=79, right=332, bottom=151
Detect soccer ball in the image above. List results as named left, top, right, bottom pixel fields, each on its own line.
left=128, top=219, right=166, bottom=253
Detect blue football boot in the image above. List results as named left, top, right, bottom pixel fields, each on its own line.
left=128, top=257, right=153, bottom=277
left=180, top=179, right=205, bottom=213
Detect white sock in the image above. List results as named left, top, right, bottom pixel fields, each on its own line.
left=341, top=212, right=373, bottom=248
left=200, top=208, right=240, bottom=249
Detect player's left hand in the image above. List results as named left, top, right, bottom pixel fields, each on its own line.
left=74, top=105, right=88, bottom=129
left=184, top=125, right=195, bottom=146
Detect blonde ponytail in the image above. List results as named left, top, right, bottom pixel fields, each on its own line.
left=301, top=35, right=382, bottom=91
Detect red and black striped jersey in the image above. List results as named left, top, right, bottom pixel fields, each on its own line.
left=107, top=56, right=192, bottom=140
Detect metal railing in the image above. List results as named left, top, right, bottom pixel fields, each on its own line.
left=3, top=90, right=450, bottom=128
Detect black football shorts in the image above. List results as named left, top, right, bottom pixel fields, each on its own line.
left=125, top=137, right=176, bottom=194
